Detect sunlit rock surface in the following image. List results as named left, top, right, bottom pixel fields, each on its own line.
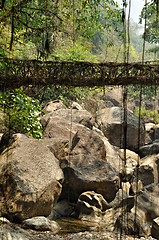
left=0, top=133, right=64, bottom=221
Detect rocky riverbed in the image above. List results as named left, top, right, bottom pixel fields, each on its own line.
left=20, top=229, right=158, bottom=240
left=1, top=99, right=159, bottom=239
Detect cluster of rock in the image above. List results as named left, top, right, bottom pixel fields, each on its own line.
left=0, top=97, right=159, bottom=239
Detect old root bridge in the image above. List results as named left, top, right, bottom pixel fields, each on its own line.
left=0, top=58, right=159, bottom=89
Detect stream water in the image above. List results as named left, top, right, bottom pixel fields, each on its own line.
left=56, top=217, right=103, bottom=234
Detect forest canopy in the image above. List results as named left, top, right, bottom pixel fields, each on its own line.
left=0, top=0, right=122, bottom=60
left=0, top=0, right=158, bottom=62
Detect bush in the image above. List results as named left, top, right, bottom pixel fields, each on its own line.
left=37, top=85, right=101, bottom=107
left=134, top=105, right=159, bottom=124
left=0, top=88, right=43, bottom=139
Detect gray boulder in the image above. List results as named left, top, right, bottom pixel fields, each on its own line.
left=0, top=134, right=64, bottom=221
left=95, top=107, right=145, bottom=151
left=41, top=113, right=94, bottom=158
left=139, top=141, right=159, bottom=158
left=93, top=129, right=120, bottom=174
left=41, top=108, right=119, bottom=203
left=115, top=183, right=159, bottom=237
left=134, top=183, right=159, bottom=222
left=22, top=216, right=60, bottom=232
left=138, top=155, right=159, bottom=186
left=41, top=108, right=94, bottom=131
left=60, top=154, right=120, bottom=203
left=43, top=122, right=106, bottom=162
left=102, top=191, right=134, bottom=232
left=69, top=128, right=106, bottom=160
left=115, top=210, right=147, bottom=236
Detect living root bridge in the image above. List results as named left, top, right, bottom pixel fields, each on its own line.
left=0, top=58, right=159, bottom=89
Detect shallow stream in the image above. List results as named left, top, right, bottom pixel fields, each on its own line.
left=57, top=217, right=103, bottom=234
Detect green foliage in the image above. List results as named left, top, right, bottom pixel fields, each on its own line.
left=0, top=0, right=121, bottom=60
left=146, top=46, right=159, bottom=59
left=140, top=1, right=159, bottom=45
left=128, top=85, right=157, bottom=101
left=134, top=105, right=159, bottom=124
left=0, top=88, right=43, bottom=139
left=128, top=85, right=159, bottom=124
left=52, top=41, right=98, bottom=62
left=37, top=85, right=101, bottom=107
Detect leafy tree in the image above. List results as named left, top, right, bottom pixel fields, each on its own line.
left=139, top=0, right=159, bottom=58
left=140, top=1, right=159, bottom=44
left=0, top=0, right=121, bottom=60
left=0, top=88, right=43, bottom=139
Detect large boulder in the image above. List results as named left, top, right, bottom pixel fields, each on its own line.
left=59, top=154, right=120, bottom=203
left=41, top=108, right=94, bottom=131
left=42, top=108, right=119, bottom=203
left=115, top=183, right=159, bottom=237
left=93, top=128, right=120, bottom=173
left=0, top=134, right=64, bottom=222
left=133, top=183, right=159, bottom=222
left=41, top=112, right=92, bottom=163
left=95, top=107, right=145, bottom=151
left=102, top=190, right=134, bottom=232
left=41, top=110, right=94, bottom=155
left=139, top=140, right=159, bottom=158
left=43, top=122, right=106, bottom=162
left=68, top=128, right=106, bottom=160
left=115, top=210, right=147, bottom=236
left=138, top=154, right=159, bottom=186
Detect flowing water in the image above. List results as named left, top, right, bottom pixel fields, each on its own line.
left=57, top=217, right=103, bottom=234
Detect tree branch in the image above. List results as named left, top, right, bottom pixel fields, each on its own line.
left=0, top=0, right=32, bottom=22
